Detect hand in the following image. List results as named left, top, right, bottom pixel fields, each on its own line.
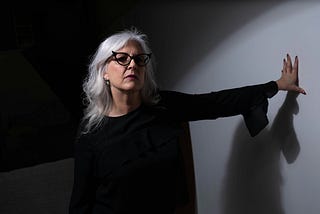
left=276, top=54, right=306, bottom=95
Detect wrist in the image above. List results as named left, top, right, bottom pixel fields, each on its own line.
left=276, top=79, right=284, bottom=91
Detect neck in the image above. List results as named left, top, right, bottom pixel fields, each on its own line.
left=108, top=90, right=142, bottom=117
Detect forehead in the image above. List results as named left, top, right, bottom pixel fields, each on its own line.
left=117, top=40, right=144, bottom=53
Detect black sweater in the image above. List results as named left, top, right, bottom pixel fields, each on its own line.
left=69, top=81, right=278, bottom=214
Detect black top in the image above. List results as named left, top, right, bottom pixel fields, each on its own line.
left=69, top=81, right=278, bottom=214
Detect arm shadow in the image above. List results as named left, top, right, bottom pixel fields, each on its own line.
left=221, top=91, right=300, bottom=214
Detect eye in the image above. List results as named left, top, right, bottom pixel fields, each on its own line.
left=116, top=54, right=129, bottom=63
left=135, top=54, right=150, bottom=65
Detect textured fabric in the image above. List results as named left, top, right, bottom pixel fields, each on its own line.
left=69, top=81, right=278, bottom=214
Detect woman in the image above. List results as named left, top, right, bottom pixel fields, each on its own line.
left=69, top=28, right=305, bottom=214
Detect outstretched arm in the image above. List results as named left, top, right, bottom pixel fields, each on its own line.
left=276, top=54, right=306, bottom=95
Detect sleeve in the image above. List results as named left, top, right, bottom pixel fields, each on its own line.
left=158, top=81, right=278, bottom=137
left=69, top=134, right=96, bottom=214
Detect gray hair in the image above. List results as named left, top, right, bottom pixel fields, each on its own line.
left=81, top=28, right=159, bottom=134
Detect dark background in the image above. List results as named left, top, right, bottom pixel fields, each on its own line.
left=0, top=0, right=144, bottom=171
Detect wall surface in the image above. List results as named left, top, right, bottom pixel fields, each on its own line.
left=123, top=1, right=320, bottom=214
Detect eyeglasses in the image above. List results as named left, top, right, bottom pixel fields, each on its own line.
left=111, top=51, right=152, bottom=66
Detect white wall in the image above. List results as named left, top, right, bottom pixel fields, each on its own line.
left=125, top=1, right=320, bottom=213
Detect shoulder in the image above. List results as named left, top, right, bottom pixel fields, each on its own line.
left=75, top=117, right=107, bottom=146
left=158, top=90, right=191, bottom=104
left=159, top=90, right=185, bottom=97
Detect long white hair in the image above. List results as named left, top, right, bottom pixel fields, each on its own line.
left=81, top=28, right=159, bottom=134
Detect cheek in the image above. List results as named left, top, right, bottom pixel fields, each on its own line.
left=104, top=63, right=121, bottom=79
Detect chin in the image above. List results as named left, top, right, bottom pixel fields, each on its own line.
left=122, top=86, right=143, bottom=93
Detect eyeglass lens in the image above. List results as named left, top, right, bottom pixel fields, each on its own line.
left=113, top=52, right=151, bottom=66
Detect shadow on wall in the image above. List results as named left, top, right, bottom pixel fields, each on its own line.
left=221, top=91, right=300, bottom=214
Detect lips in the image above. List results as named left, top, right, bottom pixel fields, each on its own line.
left=125, top=74, right=138, bottom=80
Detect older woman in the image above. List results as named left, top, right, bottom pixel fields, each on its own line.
left=69, top=28, right=305, bottom=214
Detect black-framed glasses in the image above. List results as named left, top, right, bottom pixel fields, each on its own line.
left=111, top=51, right=152, bottom=66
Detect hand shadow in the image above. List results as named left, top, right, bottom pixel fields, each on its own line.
left=221, top=91, right=300, bottom=214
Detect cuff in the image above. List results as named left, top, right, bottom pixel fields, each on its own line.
left=243, top=100, right=269, bottom=137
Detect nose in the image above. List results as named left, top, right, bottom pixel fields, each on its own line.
left=127, top=58, right=137, bottom=69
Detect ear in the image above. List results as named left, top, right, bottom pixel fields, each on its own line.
left=103, top=70, right=109, bottom=80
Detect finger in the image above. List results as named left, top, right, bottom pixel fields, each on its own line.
left=293, top=56, right=299, bottom=85
left=286, top=54, right=292, bottom=72
left=283, top=58, right=287, bottom=73
left=293, top=56, right=298, bottom=72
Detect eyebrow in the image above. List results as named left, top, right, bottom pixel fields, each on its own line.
left=113, top=51, right=149, bottom=55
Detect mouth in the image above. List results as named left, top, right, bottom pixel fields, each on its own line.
left=125, top=74, right=138, bottom=80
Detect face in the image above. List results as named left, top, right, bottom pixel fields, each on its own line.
left=104, top=40, right=147, bottom=95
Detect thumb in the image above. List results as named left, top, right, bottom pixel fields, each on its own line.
left=292, top=85, right=306, bottom=95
